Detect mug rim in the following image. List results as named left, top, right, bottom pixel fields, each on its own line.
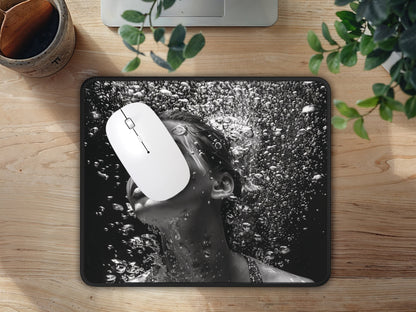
left=0, top=0, right=67, bottom=63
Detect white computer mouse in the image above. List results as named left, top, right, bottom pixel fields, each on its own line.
left=105, top=102, right=190, bottom=201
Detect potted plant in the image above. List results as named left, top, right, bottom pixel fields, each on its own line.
left=308, top=0, right=416, bottom=139
left=117, top=0, right=205, bottom=72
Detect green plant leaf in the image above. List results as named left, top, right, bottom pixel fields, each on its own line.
left=373, top=24, right=396, bottom=43
left=353, top=117, right=369, bottom=139
left=379, top=102, right=393, bottom=122
left=122, top=40, right=145, bottom=55
left=327, top=51, right=341, bottom=73
left=350, top=1, right=359, bottom=12
left=139, top=32, right=145, bottom=44
left=405, top=96, right=416, bottom=118
left=334, top=20, right=351, bottom=42
left=156, top=0, right=162, bottom=18
left=408, top=0, right=416, bottom=23
left=322, top=22, right=337, bottom=45
left=357, top=96, right=379, bottom=107
left=154, top=28, right=165, bottom=43
left=372, top=83, right=389, bottom=96
left=335, top=99, right=361, bottom=118
left=169, top=24, right=186, bottom=48
left=167, top=48, right=185, bottom=71
left=335, top=0, right=353, bottom=5
left=163, top=0, right=175, bottom=10
left=359, top=34, right=376, bottom=55
left=121, top=10, right=146, bottom=23
left=309, top=54, right=323, bottom=74
left=332, top=116, right=348, bottom=129
left=378, top=37, right=397, bottom=51
left=356, top=0, right=390, bottom=26
left=122, top=57, right=140, bottom=72
left=340, top=42, right=358, bottom=66
left=398, top=70, right=416, bottom=95
left=409, top=68, right=416, bottom=89
left=384, top=97, right=404, bottom=112
left=336, top=11, right=361, bottom=30
left=307, top=31, right=324, bottom=52
left=364, top=49, right=392, bottom=70
left=183, top=33, right=205, bottom=58
left=119, top=25, right=142, bottom=45
left=390, top=59, right=403, bottom=82
left=386, top=87, right=394, bottom=99
left=150, top=51, right=173, bottom=70
left=399, top=24, right=416, bottom=60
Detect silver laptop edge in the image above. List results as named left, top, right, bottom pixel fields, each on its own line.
left=101, top=0, right=278, bottom=27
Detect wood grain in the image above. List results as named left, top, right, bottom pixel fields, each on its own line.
left=1, top=0, right=415, bottom=311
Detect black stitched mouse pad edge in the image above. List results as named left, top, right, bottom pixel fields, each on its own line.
left=80, top=77, right=331, bottom=287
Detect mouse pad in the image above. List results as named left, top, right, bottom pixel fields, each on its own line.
left=80, top=77, right=331, bottom=286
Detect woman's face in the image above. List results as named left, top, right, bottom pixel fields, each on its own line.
left=126, top=120, right=217, bottom=226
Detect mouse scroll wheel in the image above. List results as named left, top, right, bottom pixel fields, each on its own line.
left=125, top=118, right=135, bottom=129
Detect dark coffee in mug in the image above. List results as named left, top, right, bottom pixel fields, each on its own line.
left=14, top=6, right=59, bottom=59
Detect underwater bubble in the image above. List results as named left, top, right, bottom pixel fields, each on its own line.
left=115, top=263, right=126, bottom=274
left=133, top=91, right=143, bottom=98
left=106, top=274, right=116, bottom=282
left=242, top=222, right=251, bottom=232
left=112, top=203, right=124, bottom=211
left=214, top=142, right=222, bottom=149
left=279, top=246, right=290, bottom=255
left=242, top=205, right=251, bottom=213
left=121, top=224, right=135, bottom=236
left=160, top=88, right=172, bottom=96
left=91, top=111, right=101, bottom=119
left=97, top=171, right=109, bottom=180
left=312, top=174, right=322, bottom=181
left=94, top=161, right=99, bottom=168
left=298, top=128, right=306, bottom=135
left=126, top=202, right=134, bottom=216
left=301, top=105, right=315, bottom=113
left=254, top=233, right=262, bottom=242
left=106, top=196, right=113, bottom=201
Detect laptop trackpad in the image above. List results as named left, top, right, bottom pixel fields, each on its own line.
left=161, top=0, right=224, bottom=17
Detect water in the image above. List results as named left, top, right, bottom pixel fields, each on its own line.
left=82, top=79, right=328, bottom=283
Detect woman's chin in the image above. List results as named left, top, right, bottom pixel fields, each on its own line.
left=134, top=199, right=170, bottom=224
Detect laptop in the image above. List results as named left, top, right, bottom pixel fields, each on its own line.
left=101, top=0, right=278, bottom=27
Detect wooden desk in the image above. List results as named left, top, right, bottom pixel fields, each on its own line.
left=1, top=0, right=415, bottom=311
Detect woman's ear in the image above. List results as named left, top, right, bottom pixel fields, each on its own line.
left=211, top=172, right=235, bottom=199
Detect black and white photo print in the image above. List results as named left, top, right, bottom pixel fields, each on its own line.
left=81, top=77, right=331, bottom=286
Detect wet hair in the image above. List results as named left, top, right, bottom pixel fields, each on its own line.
left=159, top=110, right=242, bottom=198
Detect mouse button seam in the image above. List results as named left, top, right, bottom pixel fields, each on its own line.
left=119, top=107, right=128, bottom=119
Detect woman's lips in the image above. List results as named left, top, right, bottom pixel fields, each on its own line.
left=132, top=187, right=146, bottom=200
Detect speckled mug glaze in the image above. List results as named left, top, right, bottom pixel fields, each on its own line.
left=0, top=0, right=75, bottom=77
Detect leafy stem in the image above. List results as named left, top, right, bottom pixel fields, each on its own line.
left=118, top=0, right=206, bottom=72
left=309, top=0, right=416, bottom=139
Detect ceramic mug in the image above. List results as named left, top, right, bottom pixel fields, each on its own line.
left=0, top=0, right=75, bottom=77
